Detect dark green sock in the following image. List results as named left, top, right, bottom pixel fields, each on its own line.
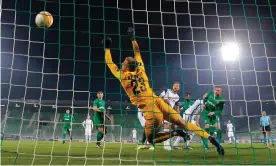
left=141, top=130, right=147, bottom=144
left=97, top=132, right=104, bottom=143
left=217, top=130, right=222, bottom=143
left=202, top=128, right=210, bottom=148
left=62, top=133, right=66, bottom=140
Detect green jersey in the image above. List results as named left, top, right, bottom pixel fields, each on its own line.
left=181, top=99, right=194, bottom=115
left=204, top=92, right=224, bottom=116
left=63, top=113, right=75, bottom=130
left=63, top=113, right=74, bottom=123
left=93, top=99, right=106, bottom=123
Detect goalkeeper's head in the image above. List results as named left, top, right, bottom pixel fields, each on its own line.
left=122, top=57, right=138, bottom=72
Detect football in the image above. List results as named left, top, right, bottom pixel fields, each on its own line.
left=35, top=11, right=53, bottom=28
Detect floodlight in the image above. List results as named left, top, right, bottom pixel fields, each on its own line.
left=221, top=43, right=239, bottom=61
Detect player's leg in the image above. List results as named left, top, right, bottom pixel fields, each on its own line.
left=62, top=126, right=68, bottom=144
left=97, top=127, right=104, bottom=147
left=214, top=118, right=222, bottom=143
left=88, top=130, right=92, bottom=143
left=85, top=130, right=88, bottom=143
left=143, top=104, right=179, bottom=145
left=163, top=121, right=171, bottom=150
left=262, top=126, right=267, bottom=145
left=62, top=124, right=70, bottom=143
left=267, top=126, right=274, bottom=145
left=202, top=117, right=211, bottom=149
left=67, top=127, right=72, bottom=141
left=157, top=98, right=224, bottom=155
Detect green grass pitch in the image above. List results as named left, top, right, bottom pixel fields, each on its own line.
left=1, top=140, right=276, bottom=165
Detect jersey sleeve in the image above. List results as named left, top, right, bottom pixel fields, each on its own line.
left=93, top=100, right=97, bottom=107
left=159, top=90, right=166, bottom=98
left=215, top=100, right=225, bottom=116
left=132, top=40, right=145, bottom=71
left=105, top=49, right=122, bottom=80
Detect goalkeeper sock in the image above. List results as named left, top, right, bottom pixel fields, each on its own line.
left=141, top=130, right=147, bottom=144
left=217, top=130, right=222, bottom=143
left=185, top=123, right=210, bottom=139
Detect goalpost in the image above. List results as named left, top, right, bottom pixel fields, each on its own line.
left=1, top=0, right=276, bottom=165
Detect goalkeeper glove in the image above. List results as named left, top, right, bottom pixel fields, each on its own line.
left=127, top=27, right=135, bottom=40
left=102, top=36, right=112, bottom=48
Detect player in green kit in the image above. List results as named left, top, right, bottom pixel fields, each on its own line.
left=203, top=87, right=225, bottom=146
left=91, top=91, right=111, bottom=148
left=62, top=109, right=75, bottom=144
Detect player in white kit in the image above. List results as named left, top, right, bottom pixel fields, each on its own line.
left=173, top=94, right=206, bottom=149
left=227, top=120, right=235, bottom=144
left=82, top=115, right=93, bottom=143
left=160, top=82, right=180, bottom=150
left=132, top=128, right=137, bottom=143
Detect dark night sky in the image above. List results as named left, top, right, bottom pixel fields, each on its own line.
left=1, top=0, right=276, bottom=118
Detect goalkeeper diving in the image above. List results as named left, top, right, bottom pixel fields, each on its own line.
left=104, top=27, right=224, bottom=155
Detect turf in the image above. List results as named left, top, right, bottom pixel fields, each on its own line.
left=1, top=140, right=276, bottom=165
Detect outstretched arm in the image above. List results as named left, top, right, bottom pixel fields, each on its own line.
left=128, top=27, right=145, bottom=70
left=105, top=49, right=121, bottom=79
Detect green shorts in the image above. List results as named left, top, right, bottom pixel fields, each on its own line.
left=63, top=123, right=71, bottom=131
left=204, top=115, right=219, bottom=125
left=94, top=119, right=104, bottom=129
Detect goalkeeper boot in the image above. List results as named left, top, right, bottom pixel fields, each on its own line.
left=102, top=36, right=112, bottom=48
left=208, top=136, right=225, bottom=156
left=127, top=27, right=135, bottom=40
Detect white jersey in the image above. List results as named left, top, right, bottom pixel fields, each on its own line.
left=183, top=99, right=204, bottom=123
left=227, top=123, right=234, bottom=137
left=132, top=129, right=137, bottom=138
left=137, top=109, right=146, bottom=127
left=83, top=119, right=93, bottom=129
left=160, top=89, right=180, bottom=108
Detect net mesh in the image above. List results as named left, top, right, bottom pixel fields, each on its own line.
left=1, top=0, right=276, bottom=165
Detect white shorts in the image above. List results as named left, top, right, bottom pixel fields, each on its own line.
left=228, top=132, right=234, bottom=137
left=85, top=129, right=92, bottom=136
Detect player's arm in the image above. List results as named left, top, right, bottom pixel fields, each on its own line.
left=175, top=101, right=180, bottom=113
left=196, top=114, right=200, bottom=126
left=82, top=121, right=86, bottom=128
left=214, top=100, right=225, bottom=116
left=92, top=100, right=101, bottom=112
left=128, top=27, right=145, bottom=70
left=159, top=90, right=169, bottom=104
left=105, top=112, right=111, bottom=121
left=103, top=37, right=122, bottom=80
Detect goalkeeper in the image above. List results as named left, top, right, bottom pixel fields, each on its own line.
left=62, top=109, right=75, bottom=144
left=202, top=87, right=225, bottom=146
left=104, top=27, right=224, bottom=156
left=91, top=91, right=111, bottom=148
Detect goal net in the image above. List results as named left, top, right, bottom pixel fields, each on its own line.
left=1, top=0, right=276, bottom=165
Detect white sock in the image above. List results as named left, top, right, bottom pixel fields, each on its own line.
left=163, top=128, right=170, bottom=148
left=85, top=135, right=88, bottom=143
left=232, top=136, right=235, bottom=142
left=229, top=137, right=231, bottom=143
left=88, top=135, right=91, bottom=142
left=173, top=136, right=181, bottom=147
